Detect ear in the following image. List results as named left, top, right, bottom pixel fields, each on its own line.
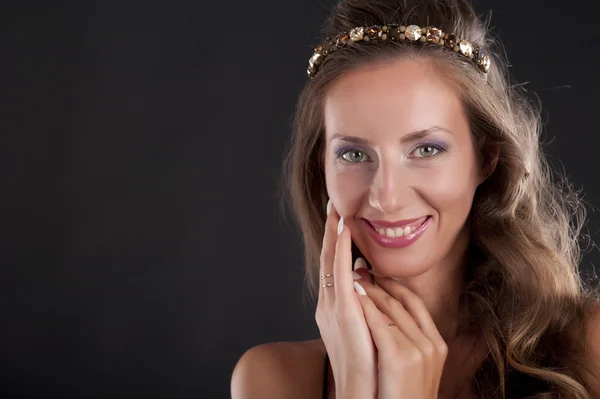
left=478, top=143, right=499, bottom=185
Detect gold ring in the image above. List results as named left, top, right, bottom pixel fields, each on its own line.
left=322, top=283, right=334, bottom=288
left=388, top=323, right=396, bottom=328
left=320, top=273, right=334, bottom=280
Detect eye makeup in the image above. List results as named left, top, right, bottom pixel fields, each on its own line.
left=412, top=140, right=449, bottom=152
left=333, top=140, right=450, bottom=163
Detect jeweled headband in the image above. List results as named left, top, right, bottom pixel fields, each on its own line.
left=307, top=24, right=491, bottom=78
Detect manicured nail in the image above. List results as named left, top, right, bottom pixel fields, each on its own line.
left=352, top=271, right=362, bottom=280
left=354, top=281, right=367, bottom=296
left=326, top=199, right=332, bottom=215
left=337, top=216, right=344, bottom=235
left=353, top=257, right=366, bottom=271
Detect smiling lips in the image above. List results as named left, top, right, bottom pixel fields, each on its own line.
left=361, top=216, right=431, bottom=248
left=368, top=216, right=429, bottom=238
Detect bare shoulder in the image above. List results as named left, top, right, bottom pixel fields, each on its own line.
left=231, top=338, right=326, bottom=399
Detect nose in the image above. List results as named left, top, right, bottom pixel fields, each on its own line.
left=368, top=159, right=408, bottom=214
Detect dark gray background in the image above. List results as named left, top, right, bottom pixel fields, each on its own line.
left=1, top=0, right=598, bottom=398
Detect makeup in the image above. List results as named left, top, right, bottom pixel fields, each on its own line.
left=361, top=216, right=431, bottom=248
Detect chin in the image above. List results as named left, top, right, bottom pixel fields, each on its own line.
left=351, top=226, right=435, bottom=277
left=365, top=251, right=436, bottom=278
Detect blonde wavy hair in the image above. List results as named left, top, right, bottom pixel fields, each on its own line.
left=281, top=0, right=600, bottom=397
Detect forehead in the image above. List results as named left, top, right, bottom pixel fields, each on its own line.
left=323, top=58, right=466, bottom=138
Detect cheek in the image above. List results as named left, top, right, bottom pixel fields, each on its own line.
left=420, top=156, right=479, bottom=213
left=325, top=163, right=371, bottom=216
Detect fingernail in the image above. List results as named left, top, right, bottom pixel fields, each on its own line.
left=326, top=199, right=332, bottom=215
left=354, top=281, right=366, bottom=296
left=352, top=271, right=362, bottom=280
left=353, top=257, right=366, bottom=271
left=337, top=216, right=344, bottom=235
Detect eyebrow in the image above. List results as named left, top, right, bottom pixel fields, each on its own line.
left=330, top=125, right=450, bottom=145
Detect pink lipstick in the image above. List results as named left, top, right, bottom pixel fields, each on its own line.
left=361, top=216, right=431, bottom=248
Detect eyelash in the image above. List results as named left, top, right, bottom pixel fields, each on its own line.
left=336, top=143, right=447, bottom=163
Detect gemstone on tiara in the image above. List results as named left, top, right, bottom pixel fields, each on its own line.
left=388, top=24, right=401, bottom=40
left=479, top=55, right=491, bottom=72
left=445, top=33, right=457, bottom=47
left=335, top=33, right=349, bottom=47
left=459, top=40, right=473, bottom=57
left=366, top=25, right=383, bottom=40
left=427, top=27, right=444, bottom=43
left=306, top=24, right=491, bottom=78
left=405, top=25, right=422, bottom=41
left=324, top=39, right=336, bottom=55
left=308, top=52, right=321, bottom=69
left=349, top=27, right=365, bottom=42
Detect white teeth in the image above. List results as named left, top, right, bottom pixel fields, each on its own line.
left=374, top=225, right=413, bottom=238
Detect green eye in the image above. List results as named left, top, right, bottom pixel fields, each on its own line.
left=342, top=150, right=367, bottom=163
left=414, top=146, right=440, bottom=158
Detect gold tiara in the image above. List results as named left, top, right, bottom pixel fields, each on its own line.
left=307, top=24, right=491, bottom=78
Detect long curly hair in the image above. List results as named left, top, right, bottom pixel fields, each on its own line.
left=281, top=0, right=599, bottom=397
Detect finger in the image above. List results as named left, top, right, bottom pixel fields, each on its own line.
left=319, top=199, right=339, bottom=300
left=333, top=215, right=354, bottom=301
left=375, top=279, right=449, bottom=396
left=360, top=276, right=446, bottom=396
left=374, top=277, right=447, bottom=349
left=356, top=282, right=438, bottom=399
left=354, top=281, right=413, bottom=359
left=357, top=277, right=429, bottom=347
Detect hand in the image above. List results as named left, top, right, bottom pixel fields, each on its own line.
left=315, top=201, right=378, bottom=398
left=352, top=270, right=448, bottom=399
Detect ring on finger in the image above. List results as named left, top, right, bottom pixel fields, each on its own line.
left=388, top=323, right=397, bottom=328
left=322, top=282, right=334, bottom=288
left=320, top=273, right=334, bottom=280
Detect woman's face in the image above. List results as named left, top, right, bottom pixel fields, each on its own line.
left=323, top=58, right=483, bottom=277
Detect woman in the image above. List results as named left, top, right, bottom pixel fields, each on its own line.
left=231, top=0, right=600, bottom=397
